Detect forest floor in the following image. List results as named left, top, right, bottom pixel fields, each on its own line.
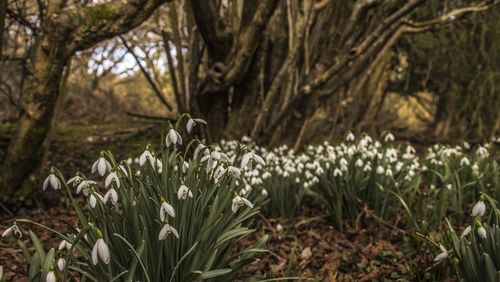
left=0, top=123, right=438, bottom=281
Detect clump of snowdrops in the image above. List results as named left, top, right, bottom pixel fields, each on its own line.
left=431, top=193, right=500, bottom=281
left=1, top=114, right=268, bottom=281
left=410, top=142, right=499, bottom=230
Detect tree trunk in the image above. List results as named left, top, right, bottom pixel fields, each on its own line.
left=0, top=33, right=69, bottom=202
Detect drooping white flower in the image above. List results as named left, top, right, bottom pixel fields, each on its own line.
left=231, top=196, right=253, bottom=213
left=472, top=200, right=486, bottom=217
left=240, top=152, right=266, bottom=170
left=433, top=244, right=448, bottom=262
left=186, top=118, right=207, bottom=134
left=104, top=188, right=118, bottom=205
left=346, top=132, right=355, bottom=142
left=177, top=185, right=193, bottom=200
left=105, top=172, right=120, bottom=188
left=476, top=146, right=488, bottom=156
left=193, top=144, right=208, bottom=160
left=461, top=225, right=472, bottom=238
left=139, top=149, right=154, bottom=167
left=57, top=258, right=66, bottom=271
left=166, top=128, right=182, bottom=147
left=76, top=180, right=96, bottom=195
left=460, top=157, right=470, bottom=166
left=67, top=175, right=83, bottom=187
left=2, top=224, right=21, bottom=238
left=384, top=132, right=395, bottom=142
left=227, top=166, right=241, bottom=178
left=376, top=166, right=385, bottom=175
left=355, top=159, right=364, bottom=167
left=478, top=226, right=487, bottom=239
left=88, top=193, right=104, bottom=208
left=58, top=240, right=72, bottom=251
left=46, top=270, right=56, bottom=282
left=91, top=238, right=110, bottom=265
left=43, top=173, right=61, bottom=191
left=160, top=201, right=175, bottom=222
left=118, top=165, right=128, bottom=177
left=158, top=224, right=179, bottom=240
left=333, top=168, right=342, bottom=177
left=91, top=155, right=111, bottom=176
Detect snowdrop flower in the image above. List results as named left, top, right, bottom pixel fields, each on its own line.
left=158, top=224, right=179, bottom=240
left=460, top=157, right=470, bottom=166
left=88, top=193, right=104, bottom=208
left=160, top=201, right=175, bottom=221
left=2, top=224, right=21, bottom=238
left=43, top=170, right=61, bottom=191
left=339, top=158, right=348, bottom=167
left=186, top=118, right=207, bottom=134
left=434, top=244, right=448, bottom=262
left=76, top=180, right=96, bottom=195
left=476, top=146, right=488, bottom=156
left=46, top=270, right=56, bottom=282
left=478, top=225, right=487, bottom=239
left=363, top=165, right=372, bottom=172
left=355, top=159, right=364, bottom=167
left=92, top=238, right=110, bottom=265
left=461, top=225, right=472, bottom=238
left=58, top=240, right=72, bottom=251
left=126, top=157, right=133, bottom=165
left=193, top=144, right=208, bottom=160
left=333, top=168, right=342, bottom=177
left=231, top=196, right=253, bottom=213
left=261, top=189, right=268, bottom=196
left=376, top=166, right=385, bottom=175
left=472, top=200, right=486, bottom=217
left=384, top=132, right=395, bottom=142
left=177, top=185, right=193, bottom=200
left=104, top=172, right=120, bottom=188
left=67, top=174, right=83, bottom=187
left=385, top=169, right=393, bottom=177
left=346, top=132, right=355, bottom=142
left=139, top=148, right=154, bottom=167
left=166, top=128, right=182, bottom=147
left=57, top=257, right=66, bottom=271
left=118, top=165, right=128, bottom=177
left=91, top=154, right=112, bottom=176
left=104, top=188, right=118, bottom=205
left=227, top=166, right=241, bottom=178
left=240, top=152, right=266, bottom=170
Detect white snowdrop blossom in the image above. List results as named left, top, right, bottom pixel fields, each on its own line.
left=231, top=196, right=253, bottom=213
left=166, top=128, right=182, bottom=147
left=460, top=157, right=470, bottom=166
left=376, top=166, right=385, bottom=175
left=346, top=132, right=355, bottom=142
left=91, top=155, right=112, bottom=176
left=46, top=270, right=56, bottom=282
left=476, top=146, right=488, bottom=156
left=384, top=132, right=395, bottom=142
left=333, top=168, right=342, bottom=177
left=139, top=148, right=155, bottom=167
left=92, top=238, right=110, bottom=265
left=57, top=258, right=66, bottom=271
left=104, top=188, right=118, bottom=205
left=76, top=180, right=96, bottom=195
left=461, top=225, right=472, bottom=238
left=478, top=226, right=487, bottom=239
left=227, top=166, right=241, bottom=178
left=240, top=152, right=266, bottom=170
left=89, top=193, right=104, bottom=208
left=193, top=144, right=208, bottom=160
left=434, top=244, right=448, bottom=262
left=105, top=172, right=120, bottom=188
left=58, top=240, right=72, bottom=251
left=186, top=118, right=207, bottom=134
left=43, top=173, right=61, bottom=191
left=159, top=224, right=179, bottom=240
left=177, top=185, right=193, bottom=200
left=2, top=224, right=22, bottom=238
left=160, top=201, right=175, bottom=221
left=67, top=175, right=83, bottom=187
left=472, top=200, right=486, bottom=217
